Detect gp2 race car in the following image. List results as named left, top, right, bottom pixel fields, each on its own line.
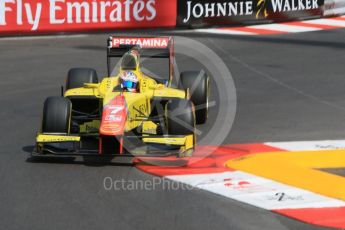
left=32, top=36, right=209, bottom=158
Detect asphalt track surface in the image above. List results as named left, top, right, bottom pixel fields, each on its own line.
left=1, top=28, right=345, bottom=230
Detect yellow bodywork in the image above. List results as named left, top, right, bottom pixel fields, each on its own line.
left=143, top=134, right=194, bottom=152
left=64, top=69, right=187, bottom=133
left=36, top=134, right=80, bottom=143
left=39, top=67, right=194, bottom=155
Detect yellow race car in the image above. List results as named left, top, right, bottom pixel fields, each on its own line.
left=33, top=36, right=209, bottom=158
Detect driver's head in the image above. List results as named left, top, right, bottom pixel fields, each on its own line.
left=120, top=71, right=139, bottom=92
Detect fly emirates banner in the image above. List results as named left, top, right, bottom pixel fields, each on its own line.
left=0, top=0, right=176, bottom=34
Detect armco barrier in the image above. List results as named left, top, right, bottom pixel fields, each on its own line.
left=0, top=0, right=344, bottom=35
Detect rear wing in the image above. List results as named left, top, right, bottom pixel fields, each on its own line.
left=106, top=36, right=174, bottom=81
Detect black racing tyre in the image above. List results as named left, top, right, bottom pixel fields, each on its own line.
left=180, top=71, right=209, bottom=124
left=42, top=97, right=71, bottom=134
left=166, top=99, right=195, bottom=135
left=66, top=68, right=98, bottom=90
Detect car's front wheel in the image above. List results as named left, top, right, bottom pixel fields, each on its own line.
left=166, top=99, right=195, bottom=136
left=42, top=97, right=71, bottom=134
left=166, top=99, right=195, bottom=157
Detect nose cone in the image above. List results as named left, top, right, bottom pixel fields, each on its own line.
left=100, top=95, right=127, bottom=136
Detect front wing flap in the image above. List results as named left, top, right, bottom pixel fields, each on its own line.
left=33, top=133, right=194, bottom=157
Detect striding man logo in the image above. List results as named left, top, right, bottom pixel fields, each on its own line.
left=256, top=0, right=269, bottom=19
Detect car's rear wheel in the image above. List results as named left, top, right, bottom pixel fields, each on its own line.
left=42, top=97, right=71, bottom=134
left=66, top=68, right=98, bottom=90
left=180, top=70, right=209, bottom=124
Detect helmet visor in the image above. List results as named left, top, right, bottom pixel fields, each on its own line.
left=122, top=80, right=137, bottom=89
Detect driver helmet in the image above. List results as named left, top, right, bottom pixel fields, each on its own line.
left=120, top=71, right=139, bottom=92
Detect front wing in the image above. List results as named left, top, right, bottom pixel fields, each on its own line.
left=33, top=133, right=194, bottom=157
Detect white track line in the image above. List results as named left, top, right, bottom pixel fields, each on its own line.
left=248, top=23, right=321, bottom=32
left=196, top=28, right=256, bottom=35
left=303, top=18, right=345, bottom=27
left=265, top=140, right=345, bottom=151
left=167, top=171, right=345, bottom=210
